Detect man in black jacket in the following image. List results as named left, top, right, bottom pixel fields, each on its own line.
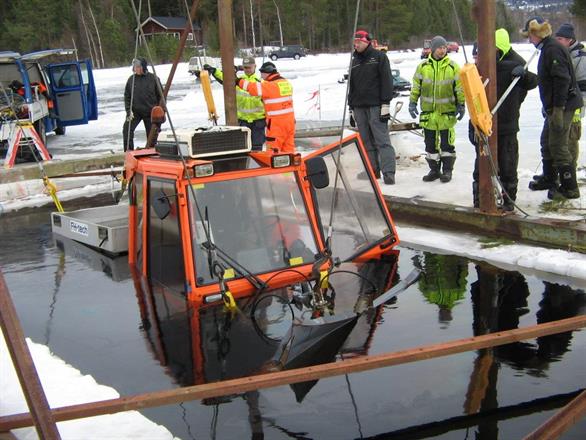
left=348, top=30, right=396, bottom=185
left=470, top=29, right=538, bottom=211
left=123, top=57, right=163, bottom=151
left=522, top=16, right=582, bottom=199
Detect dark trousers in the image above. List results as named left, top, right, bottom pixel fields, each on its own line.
left=473, top=133, right=519, bottom=201
left=239, top=119, right=266, bottom=151
left=539, top=109, right=574, bottom=168
left=123, top=114, right=152, bottom=152
left=423, top=128, right=455, bottom=159
left=353, top=106, right=396, bottom=175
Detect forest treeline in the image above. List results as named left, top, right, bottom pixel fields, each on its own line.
left=0, top=0, right=576, bottom=68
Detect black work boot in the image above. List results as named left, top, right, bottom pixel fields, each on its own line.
left=548, top=165, right=580, bottom=200
left=422, top=159, right=441, bottom=182
left=383, top=173, right=395, bottom=185
left=440, top=156, right=455, bottom=183
left=472, top=182, right=479, bottom=208
left=529, top=160, right=556, bottom=191
left=501, top=182, right=517, bottom=212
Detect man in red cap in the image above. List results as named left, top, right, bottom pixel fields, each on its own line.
left=348, top=29, right=396, bottom=184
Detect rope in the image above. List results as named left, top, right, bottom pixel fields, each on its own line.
left=324, top=0, right=362, bottom=259
left=450, top=0, right=469, bottom=64
left=0, top=84, right=64, bottom=212
left=478, top=131, right=530, bottom=217
left=125, top=0, right=142, bottom=150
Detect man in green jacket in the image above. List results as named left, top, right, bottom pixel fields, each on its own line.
left=409, top=36, right=466, bottom=183
left=204, top=57, right=266, bottom=150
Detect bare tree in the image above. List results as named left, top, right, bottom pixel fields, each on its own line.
left=272, top=0, right=283, bottom=46
left=79, top=3, right=98, bottom=67
left=86, top=0, right=105, bottom=68
left=249, top=0, right=256, bottom=53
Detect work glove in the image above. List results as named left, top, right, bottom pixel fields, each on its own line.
left=380, top=103, right=391, bottom=123
left=349, top=109, right=356, bottom=128
left=235, top=76, right=242, bottom=86
left=408, top=102, right=418, bottom=119
left=511, top=65, right=526, bottom=78
left=456, top=103, right=466, bottom=121
left=550, top=106, right=564, bottom=131
left=203, top=64, right=216, bottom=75
left=194, top=70, right=201, bottom=78
left=126, top=112, right=134, bottom=122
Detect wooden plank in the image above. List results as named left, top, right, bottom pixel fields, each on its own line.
left=1, top=315, right=584, bottom=431
left=0, top=271, right=61, bottom=439
left=524, top=389, right=586, bottom=440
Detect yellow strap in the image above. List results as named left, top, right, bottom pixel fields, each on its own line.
left=43, top=176, right=64, bottom=212
left=199, top=70, right=218, bottom=122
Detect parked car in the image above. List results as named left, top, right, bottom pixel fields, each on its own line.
left=338, top=68, right=411, bottom=95
left=187, top=56, right=219, bottom=75
left=420, top=40, right=460, bottom=59
left=0, top=49, right=97, bottom=159
left=268, top=45, right=307, bottom=61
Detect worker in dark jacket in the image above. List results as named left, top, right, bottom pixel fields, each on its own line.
left=522, top=16, right=582, bottom=199
left=123, top=57, right=163, bottom=151
left=554, top=23, right=586, bottom=170
left=470, top=29, right=538, bottom=211
left=348, top=29, right=396, bottom=185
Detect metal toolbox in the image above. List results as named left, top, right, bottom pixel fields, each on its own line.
left=51, top=204, right=129, bottom=255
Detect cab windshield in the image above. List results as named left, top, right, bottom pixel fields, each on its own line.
left=189, top=172, right=319, bottom=285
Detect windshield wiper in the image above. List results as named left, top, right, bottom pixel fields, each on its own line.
left=202, top=208, right=267, bottom=292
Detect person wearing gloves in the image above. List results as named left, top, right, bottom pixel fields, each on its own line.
left=553, top=23, right=586, bottom=170
left=202, top=57, right=266, bottom=150
left=348, top=29, right=396, bottom=185
left=409, top=35, right=466, bottom=183
left=123, top=57, right=163, bottom=152
left=236, top=61, right=295, bottom=153
left=469, top=29, right=538, bottom=211
left=522, top=16, right=582, bottom=200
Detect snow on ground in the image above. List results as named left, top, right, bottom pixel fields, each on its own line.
left=0, top=329, right=178, bottom=439
left=8, top=44, right=586, bottom=218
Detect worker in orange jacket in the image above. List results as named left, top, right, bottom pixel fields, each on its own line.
left=237, top=61, right=295, bottom=152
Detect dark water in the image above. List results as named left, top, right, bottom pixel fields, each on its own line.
left=1, top=198, right=585, bottom=440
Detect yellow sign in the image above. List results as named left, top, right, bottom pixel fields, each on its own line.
left=278, top=81, right=293, bottom=96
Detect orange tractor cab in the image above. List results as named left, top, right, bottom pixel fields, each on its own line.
left=124, top=128, right=399, bottom=309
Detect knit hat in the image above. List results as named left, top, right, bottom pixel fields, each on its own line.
left=242, top=56, right=256, bottom=67
left=354, top=30, right=371, bottom=43
left=132, top=57, right=148, bottom=72
left=520, top=16, right=552, bottom=39
left=430, top=36, right=448, bottom=53
left=555, top=23, right=576, bottom=41
left=259, top=61, right=277, bottom=74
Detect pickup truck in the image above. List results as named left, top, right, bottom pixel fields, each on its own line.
left=0, top=49, right=98, bottom=160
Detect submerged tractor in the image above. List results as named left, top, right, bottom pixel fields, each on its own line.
left=123, top=127, right=399, bottom=307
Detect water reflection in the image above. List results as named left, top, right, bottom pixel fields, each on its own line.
left=133, top=252, right=400, bottom=393
left=414, top=253, right=467, bottom=326
left=2, top=208, right=585, bottom=440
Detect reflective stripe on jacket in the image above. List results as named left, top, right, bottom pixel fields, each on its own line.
left=214, top=70, right=265, bottom=122
left=410, top=55, right=465, bottom=130
left=239, top=73, right=294, bottom=119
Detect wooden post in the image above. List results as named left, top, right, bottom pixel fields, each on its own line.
left=218, top=0, right=238, bottom=125
left=473, top=0, right=498, bottom=214
left=0, top=271, right=61, bottom=439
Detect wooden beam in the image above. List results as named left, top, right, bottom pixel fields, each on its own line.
left=0, top=271, right=61, bottom=439
left=473, top=0, right=498, bottom=214
left=524, top=389, right=586, bottom=440
left=1, top=315, right=584, bottom=431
